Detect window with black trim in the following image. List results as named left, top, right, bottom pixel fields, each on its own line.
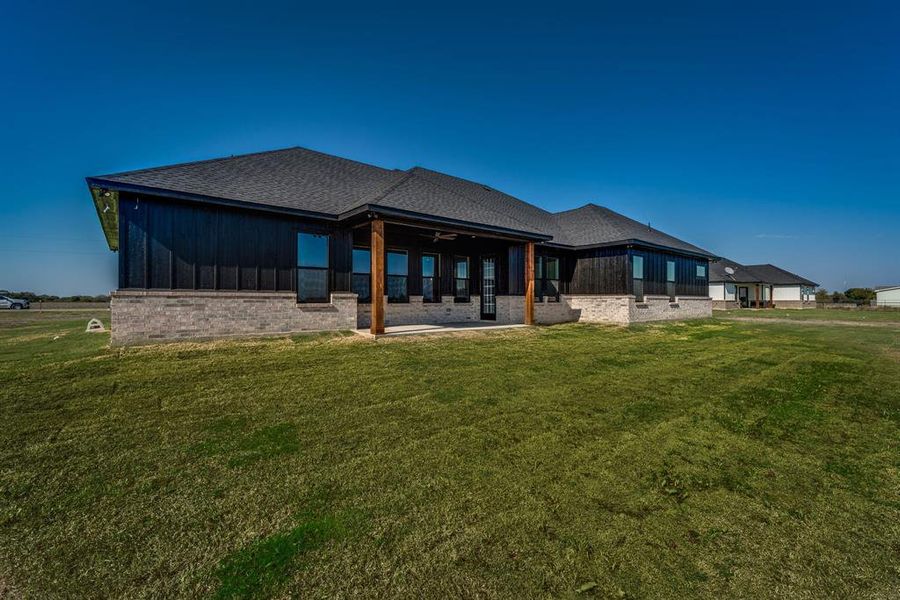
left=422, top=253, right=440, bottom=303
left=387, top=250, right=408, bottom=302
left=632, top=254, right=644, bottom=302
left=666, top=259, right=676, bottom=300
left=535, top=256, right=560, bottom=301
left=696, top=264, right=707, bottom=278
left=454, top=256, right=470, bottom=302
left=297, top=232, right=329, bottom=303
left=352, top=247, right=371, bottom=303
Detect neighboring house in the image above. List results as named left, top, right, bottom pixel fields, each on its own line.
left=87, top=147, right=715, bottom=345
left=709, top=259, right=767, bottom=309
left=710, top=259, right=817, bottom=309
left=875, top=286, right=900, bottom=307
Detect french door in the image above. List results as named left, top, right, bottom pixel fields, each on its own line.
left=480, top=256, right=496, bottom=320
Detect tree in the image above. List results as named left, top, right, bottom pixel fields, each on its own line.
left=844, top=288, right=876, bottom=304
left=815, top=288, right=829, bottom=303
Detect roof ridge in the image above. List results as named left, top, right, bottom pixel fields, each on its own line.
left=553, top=203, right=605, bottom=216
left=411, top=166, right=557, bottom=218
left=366, top=170, right=416, bottom=204
left=96, top=145, right=400, bottom=181
left=376, top=170, right=547, bottom=234
left=290, top=145, right=400, bottom=173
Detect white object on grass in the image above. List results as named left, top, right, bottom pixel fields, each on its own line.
left=86, top=318, right=105, bottom=333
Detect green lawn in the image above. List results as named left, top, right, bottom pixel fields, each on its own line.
left=719, top=307, right=900, bottom=323
left=1, top=312, right=898, bottom=598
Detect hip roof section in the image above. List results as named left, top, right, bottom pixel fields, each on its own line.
left=711, top=258, right=818, bottom=287
left=87, top=146, right=715, bottom=256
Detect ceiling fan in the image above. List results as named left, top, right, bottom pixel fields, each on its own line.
left=420, top=231, right=458, bottom=243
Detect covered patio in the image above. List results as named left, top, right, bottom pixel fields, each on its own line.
left=350, top=215, right=547, bottom=334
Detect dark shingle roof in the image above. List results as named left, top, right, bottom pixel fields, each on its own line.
left=553, top=204, right=714, bottom=255
left=709, top=258, right=764, bottom=283
left=710, top=258, right=818, bottom=286
left=88, top=146, right=714, bottom=255
left=744, top=264, right=818, bottom=287
left=371, top=172, right=549, bottom=236
left=89, top=147, right=405, bottom=216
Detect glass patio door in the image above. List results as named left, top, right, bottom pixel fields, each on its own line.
left=481, top=256, right=496, bottom=320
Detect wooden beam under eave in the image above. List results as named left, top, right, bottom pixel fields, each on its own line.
left=370, top=219, right=385, bottom=335
left=524, top=241, right=535, bottom=325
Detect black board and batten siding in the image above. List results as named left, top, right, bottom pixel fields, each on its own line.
left=627, top=248, right=709, bottom=298
left=116, top=193, right=708, bottom=300
left=567, top=247, right=630, bottom=295
left=563, top=246, right=709, bottom=297
left=117, top=194, right=352, bottom=293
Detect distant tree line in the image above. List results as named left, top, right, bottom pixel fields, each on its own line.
left=815, top=287, right=876, bottom=305
left=0, top=290, right=110, bottom=303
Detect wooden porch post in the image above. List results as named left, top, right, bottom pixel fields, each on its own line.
left=524, top=241, right=535, bottom=325
left=370, top=219, right=385, bottom=335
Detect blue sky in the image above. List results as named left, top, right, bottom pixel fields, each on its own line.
left=1, top=1, right=897, bottom=295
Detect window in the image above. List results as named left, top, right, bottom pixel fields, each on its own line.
left=352, top=247, right=371, bottom=303
left=535, top=256, right=560, bottom=301
left=297, top=233, right=329, bottom=303
left=387, top=250, right=408, bottom=302
left=696, top=264, right=707, bottom=278
left=633, top=255, right=644, bottom=280
left=454, top=256, right=470, bottom=302
left=422, top=253, right=440, bottom=303
left=666, top=259, right=676, bottom=301
left=632, top=254, right=644, bottom=302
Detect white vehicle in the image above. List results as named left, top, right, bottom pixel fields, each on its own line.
left=0, top=295, right=30, bottom=309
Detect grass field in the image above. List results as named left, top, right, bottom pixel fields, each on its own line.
left=719, top=307, right=900, bottom=323
left=1, top=312, right=898, bottom=598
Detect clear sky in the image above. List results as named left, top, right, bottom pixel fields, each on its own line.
left=2, top=1, right=897, bottom=295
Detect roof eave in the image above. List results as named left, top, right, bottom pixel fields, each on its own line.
left=545, top=238, right=717, bottom=259
left=85, top=177, right=340, bottom=223
left=341, top=203, right=553, bottom=242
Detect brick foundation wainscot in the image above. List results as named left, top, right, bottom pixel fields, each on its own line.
left=110, top=290, right=358, bottom=345
left=503, top=294, right=712, bottom=325
left=357, top=295, right=484, bottom=328
left=565, top=295, right=712, bottom=324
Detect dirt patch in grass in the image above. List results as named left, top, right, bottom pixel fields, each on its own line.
left=721, top=316, right=900, bottom=328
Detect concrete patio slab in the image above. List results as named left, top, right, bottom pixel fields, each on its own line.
left=354, top=322, right=528, bottom=339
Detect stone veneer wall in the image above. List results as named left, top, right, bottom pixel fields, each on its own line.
left=110, top=290, right=357, bottom=345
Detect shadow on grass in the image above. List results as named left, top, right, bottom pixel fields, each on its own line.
left=214, top=509, right=362, bottom=599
